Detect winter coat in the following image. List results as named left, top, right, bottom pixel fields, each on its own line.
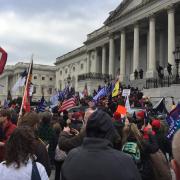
left=58, top=131, right=85, bottom=153
left=34, top=138, right=51, bottom=177
left=61, top=137, right=142, bottom=180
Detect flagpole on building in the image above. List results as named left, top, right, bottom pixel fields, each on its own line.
left=18, top=55, right=33, bottom=123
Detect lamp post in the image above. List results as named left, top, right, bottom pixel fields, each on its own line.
left=173, top=47, right=180, bottom=84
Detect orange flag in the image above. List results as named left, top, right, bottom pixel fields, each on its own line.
left=116, top=105, right=127, bottom=115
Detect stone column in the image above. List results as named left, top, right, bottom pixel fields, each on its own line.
left=146, top=16, right=156, bottom=78
left=86, top=52, right=90, bottom=73
left=159, top=32, right=165, bottom=67
left=102, top=45, right=106, bottom=74
left=133, top=24, right=140, bottom=72
left=94, top=49, right=99, bottom=73
left=120, top=30, right=126, bottom=81
left=168, top=7, right=175, bottom=66
left=109, top=37, right=115, bottom=77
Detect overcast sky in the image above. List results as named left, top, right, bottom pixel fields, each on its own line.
left=0, top=0, right=121, bottom=65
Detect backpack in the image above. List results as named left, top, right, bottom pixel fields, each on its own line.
left=150, top=149, right=172, bottom=180
left=122, top=142, right=141, bottom=165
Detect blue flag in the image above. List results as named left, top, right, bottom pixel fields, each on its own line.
left=37, top=96, right=47, bottom=112
left=166, top=103, right=180, bottom=139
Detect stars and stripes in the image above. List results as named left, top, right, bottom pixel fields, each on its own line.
left=37, top=96, right=47, bottom=112
left=59, top=97, right=76, bottom=112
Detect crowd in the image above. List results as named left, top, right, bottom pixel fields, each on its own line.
left=0, top=86, right=180, bottom=180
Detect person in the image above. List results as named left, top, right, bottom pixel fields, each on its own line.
left=61, top=110, right=141, bottom=180
left=0, top=126, right=48, bottom=180
left=172, top=130, right=180, bottom=180
left=0, top=109, right=16, bottom=162
left=38, top=111, right=56, bottom=166
left=134, top=69, right=139, bottom=80
left=139, top=69, right=144, bottom=79
left=18, top=112, right=51, bottom=176
left=167, top=63, right=172, bottom=76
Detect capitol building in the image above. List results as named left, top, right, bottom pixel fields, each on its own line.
left=55, top=0, right=180, bottom=95
left=1, top=0, right=180, bottom=102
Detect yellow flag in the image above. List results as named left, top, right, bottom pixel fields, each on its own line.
left=112, top=81, right=120, bottom=97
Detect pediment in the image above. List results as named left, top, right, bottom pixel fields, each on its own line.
left=104, top=0, right=144, bottom=25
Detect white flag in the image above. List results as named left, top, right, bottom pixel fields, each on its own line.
left=125, top=96, right=132, bottom=113
left=12, top=76, right=26, bottom=93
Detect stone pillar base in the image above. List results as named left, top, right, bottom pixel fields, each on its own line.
left=119, top=74, right=126, bottom=82
left=130, top=73, right=135, bottom=81
left=146, top=70, right=158, bottom=78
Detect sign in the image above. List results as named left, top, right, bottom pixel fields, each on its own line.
left=122, top=89, right=131, bottom=97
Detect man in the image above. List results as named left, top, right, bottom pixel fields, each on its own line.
left=61, top=110, right=141, bottom=180
left=0, top=109, right=16, bottom=161
left=139, top=69, right=144, bottom=79
left=134, top=69, right=138, bottom=80
left=167, top=63, right=172, bottom=76
left=172, top=130, right=180, bottom=180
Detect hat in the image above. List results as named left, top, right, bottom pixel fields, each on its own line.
left=136, top=111, right=145, bottom=119
left=152, top=119, right=161, bottom=129
left=86, top=110, right=117, bottom=141
left=143, top=126, right=155, bottom=139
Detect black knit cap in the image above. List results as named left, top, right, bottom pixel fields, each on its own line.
left=86, top=109, right=117, bottom=141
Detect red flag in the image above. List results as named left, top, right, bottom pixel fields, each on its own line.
left=0, top=47, right=8, bottom=75
left=59, top=97, right=76, bottom=112
left=116, top=105, right=127, bottom=115
left=21, top=60, right=33, bottom=113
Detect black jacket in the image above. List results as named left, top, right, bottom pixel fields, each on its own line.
left=61, top=138, right=141, bottom=180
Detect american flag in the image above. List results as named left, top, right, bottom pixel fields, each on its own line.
left=59, top=97, right=76, bottom=112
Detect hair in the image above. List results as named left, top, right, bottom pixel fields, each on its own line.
left=122, top=123, right=143, bottom=149
left=40, top=111, right=52, bottom=124
left=18, top=112, right=40, bottom=129
left=5, top=126, right=35, bottom=168
left=0, top=109, right=11, bottom=120
left=172, top=130, right=180, bottom=166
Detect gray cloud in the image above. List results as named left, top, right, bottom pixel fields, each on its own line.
left=0, top=0, right=121, bottom=65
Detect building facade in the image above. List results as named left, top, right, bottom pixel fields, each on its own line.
left=55, top=0, right=180, bottom=93
left=0, top=62, right=56, bottom=102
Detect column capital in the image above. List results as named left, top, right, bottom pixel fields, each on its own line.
left=167, top=4, right=175, bottom=14
left=133, top=21, right=139, bottom=28
left=149, top=14, right=156, bottom=21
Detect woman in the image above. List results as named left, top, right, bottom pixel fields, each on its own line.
left=0, top=126, right=48, bottom=180
left=18, top=112, right=51, bottom=176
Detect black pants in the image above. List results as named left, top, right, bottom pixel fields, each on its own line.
left=54, top=160, right=64, bottom=180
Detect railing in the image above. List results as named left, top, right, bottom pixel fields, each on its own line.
left=146, top=75, right=176, bottom=89
left=78, top=73, right=113, bottom=81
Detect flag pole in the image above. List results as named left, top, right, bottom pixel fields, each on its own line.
left=18, top=55, right=33, bottom=124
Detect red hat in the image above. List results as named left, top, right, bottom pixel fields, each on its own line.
left=73, top=112, right=82, bottom=119
left=136, top=111, right=145, bottom=119
left=113, top=112, right=121, bottom=121
left=143, top=127, right=155, bottom=139
left=152, top=119, right=161, bottom=129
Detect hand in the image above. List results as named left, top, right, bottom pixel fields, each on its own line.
left=63, top=126, right=71, bottom=134
left=70, top=128, right=79, bottom=136
left=0, top=142, right=5, bottom=147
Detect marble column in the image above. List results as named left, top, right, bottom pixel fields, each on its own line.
left=102, top=45, right=106, bottom=74
left=168, top=7, right=175, bottom=66
left=109, top=37, right=115, bottom=77
left=86, top=52, right=90, bottom=73
left=146, top=16, right=156, bottom=78
left=120, top=31, right=126, bottom=81
left=133, top=24, right=140, bottom=72
left=159, top=32, right=165, bottom=67
left=94, top=49, right=99, bottom=73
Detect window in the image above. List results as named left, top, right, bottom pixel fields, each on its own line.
left=60, top=71, right=62, bottom=75
left=49, top=88, right=52, bottom=94
left=73, top=67, right=75, bottom=72
left=81, top=64, right=84, bottom=70
left=50, top=77, right=53, bottom=81
left=65, top=69, right=68, bottom=74
left=33, top=86, right=36, bottom=94
left=42, top=77, right=45, bottom=80
left=34, top=76, right=37, bottom=80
